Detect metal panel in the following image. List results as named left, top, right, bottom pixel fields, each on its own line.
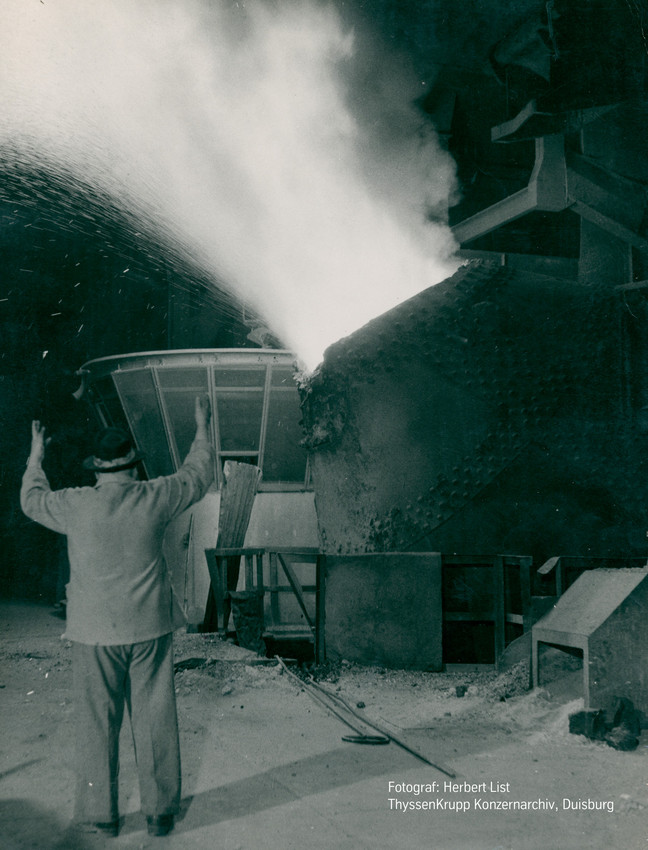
left=78, top=350, right=309, bottom=491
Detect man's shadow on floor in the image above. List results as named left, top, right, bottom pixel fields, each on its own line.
left=121, top=741, right=414, bottom=836
left=1, top=799, right=94, bottom=850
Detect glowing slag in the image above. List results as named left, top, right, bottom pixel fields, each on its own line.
left=2, top=0, right=459, bottom=370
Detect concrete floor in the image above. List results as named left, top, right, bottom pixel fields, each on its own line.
left=1, top=601, right=647, bottom=850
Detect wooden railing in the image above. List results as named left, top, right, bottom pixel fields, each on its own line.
left=203, top=547, right=324, bottom=655
left=537, top=555, right=647, bottom=597
left=441, top=554, right=533, bottom=664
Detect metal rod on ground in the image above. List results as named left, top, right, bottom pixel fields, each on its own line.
left=309, top=677, right=457, bottom=778
left=276, top=656, right=456, bottom=777
left=275, top=657, right=387, bottom=742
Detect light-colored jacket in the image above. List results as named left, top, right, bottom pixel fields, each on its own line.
left=21, top=438, right=214, bottom=645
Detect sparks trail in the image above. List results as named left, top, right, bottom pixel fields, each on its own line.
left=1, top=0, right=458, bottom=369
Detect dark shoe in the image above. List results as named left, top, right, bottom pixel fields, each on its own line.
left=82, top=820, right=119, bottom=837
left=146, top=814, right=175, bottom=836
left=51, top=601, right=67, bottom=620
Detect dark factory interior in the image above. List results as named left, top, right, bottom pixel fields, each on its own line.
left=4, top=0, right=648, bottom=658
left=2, top=1, right=648, bottom=847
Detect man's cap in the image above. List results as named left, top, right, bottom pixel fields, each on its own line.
left=82, top=427, right=145, bottom=473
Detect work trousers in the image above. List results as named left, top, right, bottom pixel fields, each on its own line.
left=72, top=634, right=181, bottom=824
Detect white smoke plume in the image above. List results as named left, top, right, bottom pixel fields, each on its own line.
left=2, top=0, right=459, bottom=369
